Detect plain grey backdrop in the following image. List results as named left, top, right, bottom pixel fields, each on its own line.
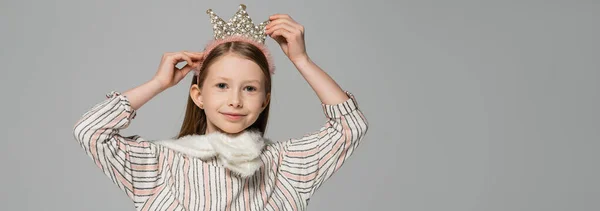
left=1, top=0, right=599, bottom=210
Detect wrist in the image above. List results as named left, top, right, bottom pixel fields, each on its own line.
left=291, top=55, right=312, bottom=69
left=149, top=78, right=168, bottom=93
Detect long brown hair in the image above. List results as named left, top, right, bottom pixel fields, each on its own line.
left=176, top=41, right=272, bottom=138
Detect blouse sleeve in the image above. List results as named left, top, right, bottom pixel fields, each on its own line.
left=279, top=91, right=369, bottom=201
left=72, top=91, right=161, bottom=201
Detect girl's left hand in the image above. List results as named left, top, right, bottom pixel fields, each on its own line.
left=265, top=14, right=308, bottom=64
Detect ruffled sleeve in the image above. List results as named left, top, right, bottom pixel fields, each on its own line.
left=72, top=91, right=161, bottom=201
left=279, top=91, right=369, bottom=201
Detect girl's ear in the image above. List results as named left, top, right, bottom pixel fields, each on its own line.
left=262, top=93, right=271, bottom=109
left=190, top=84, right=204, bottom=109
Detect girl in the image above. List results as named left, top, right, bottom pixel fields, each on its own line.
left=73, top=5, right=368, bottom=211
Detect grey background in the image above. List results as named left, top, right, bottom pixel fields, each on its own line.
left=1, top=0, right=598, bottom=210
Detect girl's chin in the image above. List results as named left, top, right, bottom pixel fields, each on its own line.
left=211, top=124, right=248, bottom=135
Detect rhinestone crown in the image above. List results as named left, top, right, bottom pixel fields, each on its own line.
left=206, top=4, right=269, bottom=44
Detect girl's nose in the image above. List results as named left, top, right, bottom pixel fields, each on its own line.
left=228, top=91, right=242, bottom=108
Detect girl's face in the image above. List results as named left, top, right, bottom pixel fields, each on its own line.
left=192, top=53, right=270, bottom=135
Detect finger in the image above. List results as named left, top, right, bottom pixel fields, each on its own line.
left=178, top=64, right=195, bottom=77
left=269, top=14, right=293, bottom=21
left=266, top=22, right=302, bottom=35
left=266, top=22, right=299, bottom=35
left=267, top=19, right=301, bottom=31
left=183, top=51, right=205, bottom=60
left=269, top=28, right=294, bottom=43
left=169, top=53, right=193, bottom=67
left=267, top=18, right=297, bottom=26
left=182, top=51, right=204, bottom=66
left=270, top=31, right=287, bottom=45
left=180, top=54, right=194, bottom=67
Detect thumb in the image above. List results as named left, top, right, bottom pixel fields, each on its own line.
left=178, top=65, right=195, bottom=78
left=270, top=33, right=287, bottom=45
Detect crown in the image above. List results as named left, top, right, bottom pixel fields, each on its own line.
left=206, top=4, right=269, bottom=44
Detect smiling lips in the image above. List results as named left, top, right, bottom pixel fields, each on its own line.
left=221, top=112, right=246, bottom=121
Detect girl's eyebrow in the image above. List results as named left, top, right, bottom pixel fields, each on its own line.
left=217, top=76, right=231, bottom=81
left=217, top=77, right=260, bottom=84
left=243, top=79, right=261, bottom=84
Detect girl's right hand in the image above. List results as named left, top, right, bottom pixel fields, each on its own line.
left=151, top=51, right=205, bottom=91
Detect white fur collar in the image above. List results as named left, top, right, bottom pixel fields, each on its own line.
left=153, top=130, right=269, bottom=178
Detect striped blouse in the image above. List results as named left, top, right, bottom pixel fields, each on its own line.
left=73, top=91, right=368, bottom=211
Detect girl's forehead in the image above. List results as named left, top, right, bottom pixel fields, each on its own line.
left=212, top=54, right=258, bottom=68
left=206, top=56, right=265, bottom=81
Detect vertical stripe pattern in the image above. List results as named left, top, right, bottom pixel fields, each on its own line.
left=73, top=91, right=368, bottom=210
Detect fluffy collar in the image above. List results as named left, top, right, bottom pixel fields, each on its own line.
left=153, top=130, right=269, bottom=178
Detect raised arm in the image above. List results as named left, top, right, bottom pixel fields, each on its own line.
left=72, top=51, right=204, bottom=204
left=266, top=14, right=369, bottom=201
left=266, top=14, right=349, bottom=105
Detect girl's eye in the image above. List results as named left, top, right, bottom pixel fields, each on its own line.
left=216, top=83, right=227, bottom=89
left=244, top=86, right=257, bottom=92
